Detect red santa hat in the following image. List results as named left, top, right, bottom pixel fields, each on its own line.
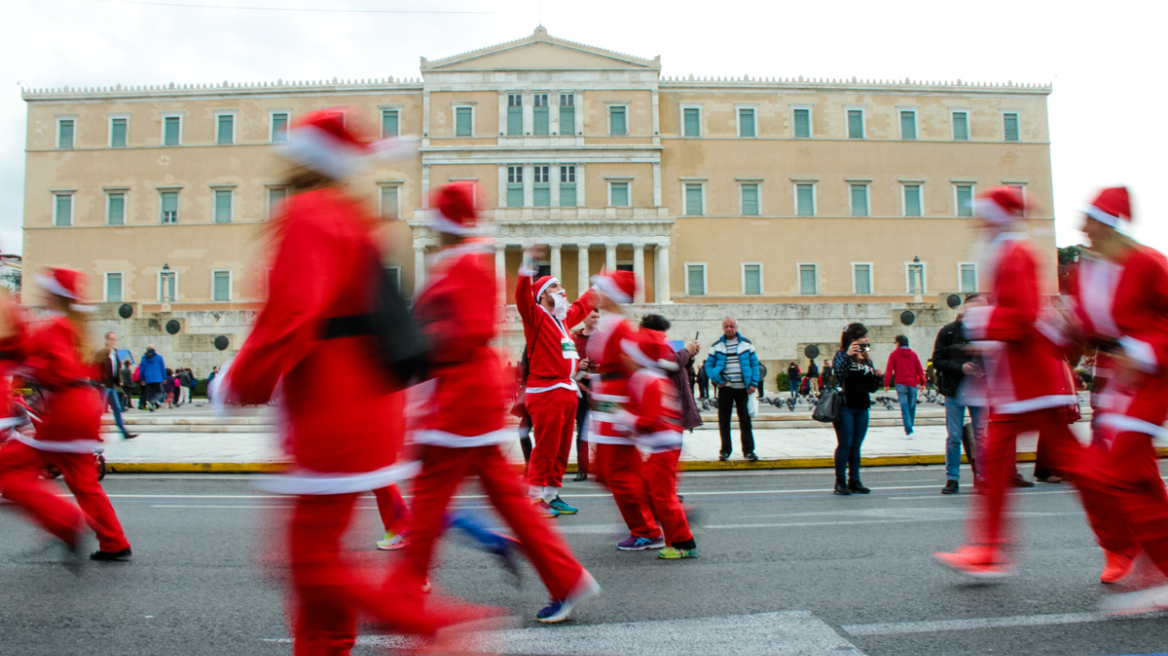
left=533, top=275, right=560, bottom=302
left=622, top=328, right=679, bottom=373
left=36, top=267, right=93, bottom=312
left=276, top=108, right=418, bottom=181
left=429, top=181, right=484, bottom=236
left=590, top=269, right=637, bottom=305
left=1082, top=187, right=1131, bottom=229
left=973, top=186, right=1027, bottom=225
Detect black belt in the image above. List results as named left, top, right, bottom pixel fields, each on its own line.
left=324, top=314, right=376, bottom=339
left=600, top=372, right=623, bottom=381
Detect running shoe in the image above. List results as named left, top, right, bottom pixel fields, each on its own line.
left=657, top=546, right=700, bottom=559
left=548, top=497, right=578, bottom=515
left=1100, top=583, right=1168, bottom=615
left=536, top=571, right=601, bottom=624
left=534, top=499, right=560, bottom=518
left=933, top=545, right=1013, bottom=580
left=376, top=530, right=408, bottom=551
left=1101, top=550, right=1137, bottom=584
left=90, top=547, right=132, bottom=562
left=616, top=535, right=666, bottom=551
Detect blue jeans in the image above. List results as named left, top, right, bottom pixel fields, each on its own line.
left=896, top=384, right=918, bottom=434
left=104, top=386, right=130, bottom=439
left=833, top=406, right=869, bottom=483
left=789, top=379, right=798, bottom=397
left=944, top=396, right=985, bottom=481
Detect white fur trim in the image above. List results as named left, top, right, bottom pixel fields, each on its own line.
left=994, top=394, right=1078, bottom=415
left=591, top=274, right=632, bottom=304
left=585, top=432, right=636, bottom=446
left=1035, top=317, right=1069, bottom=348
left=525, top=381, right=578, bottom=394
left=428, top=212, right=477, bottom=236
left=255, top=461, right=421, bottom=495
left=635, top=430, right=683, bottom=451
left=35, top=273, right=75, bottom=300
left=1095, top=413, right=1167, bottom=439
left=621, top=337, right=657, bottom=370
left=1083, top=203, right=1122, bottom=228
left=536, top=277, right=560, bottom=301
left=369, top=135, right=420, bottom=164
left=1118, top=336, right=1160, bottom=373
left=275, top=123, right=368, bottom=180
left=13, top=434, right=103, bottom=454
left=973, top=197, right=1019, bottom=225
left=412, top=428, right=514, bottom=448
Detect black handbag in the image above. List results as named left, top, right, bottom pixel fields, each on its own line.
left=812, top=385, right=844, bottom=423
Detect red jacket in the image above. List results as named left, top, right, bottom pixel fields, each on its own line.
left=516, top=270, right=597, bottom=394
left=618, top=368, right=683, bottom=452
left=884, top=347, right=926, bottom=388
left=411, top=241, right=508, bottom=446
left=224, top=188, right=405, bottom=486
left=585, top=313, right=638, bottom=444
left=14, top=314, right=102, bottom=451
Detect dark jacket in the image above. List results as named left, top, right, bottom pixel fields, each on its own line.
left=671, top=348, right=703, bottom=431
left=119, top=366, right=134, bottom=389
left=832, top=350, right=880, bottom=411
left=92, top=348, right=120, bottom=387
left=931, top=319, right=970, bottom=398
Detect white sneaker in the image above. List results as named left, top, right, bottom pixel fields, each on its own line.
left=376, top=530, right=408, bottom=551
left=535, top=570, right=601, bottom=624
left=1100, top=583, right=1168, bottom=615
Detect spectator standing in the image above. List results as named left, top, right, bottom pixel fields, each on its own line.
left=207, top=366, right=219, bottom=385
left=162, top=368, right=175, bottom=409
left=821, top=359, right=834, bottom=388
left=705, top=316, right=759, bottom=462
left=757, top=362, right=768, bottom=399
left=832, top=323, right=881, bottom=496
left=92, top=331, right=136, bottom=439
left=696, top=362, right=710, bottom=404
left=932, top=296, right=987, bottom=494
left=787, top=361, right=801, bottom=397
left=118, top=359, right=134, bottom=411
left=178, top=368, right=193, bottom=405
left=808, top=359, right=820, bottom=396
left=570, top=309, right=600, bottom=482
left=138, top=345, right=166, bottom=411
left=884, top=335, right=927, bottom=435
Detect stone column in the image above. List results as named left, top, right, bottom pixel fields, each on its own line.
left=413, top=244, right=427, bottom=295
left=605, top=243, right=617, bottom=271
left=495, top=244, right=506, bottom=306
left=654, top=243, right=671, bottom=304
left=577, top=244, right=590, bottom=297
left=632, top=244, right=645, bottom=304
left=549, top=243, right=562, bottom=280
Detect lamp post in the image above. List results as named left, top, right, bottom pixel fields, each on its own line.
left=161, top=263, right=172, bottom=313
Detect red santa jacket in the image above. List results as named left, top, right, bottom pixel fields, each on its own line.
left=617, top=367, right=684, bottom=453
left=963, top=233, right=1077, bottom=415
left=12, top=314, right=103, bottom=452
left=584, top=313, right=638, bottom=444
left=1066, top=246, right=1168, bottom=435
left=516, top=271, right=597, bottom=395
left=410, top=241, right=509, bottom=446
left=223, top=188, right=406, bottom=491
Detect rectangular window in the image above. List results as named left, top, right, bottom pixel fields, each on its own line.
left=54, top=193, right=73, bottom=226
left=903, top=184, right=922, bottom=217
left=217, top=114, right=234, bottom=145
left=163, top=116, right=181, bottom=146
left=107, top=192, right=125, bottom=225
left=160, top=191, right=179, bottom=224
left=507, top=94, right=523, bottom=136
left=110, top=118, right=127, bottom=148
left=385, top=267, right=401, bottom=293
left=686, top=264, right=706, bottom=296
left=380, top=185, right=399, bottom=218
left=558, top=94, right=575, bottom=135
left=684, top=183, right=703, bottom=216
left=533, top=94, right=549, bottom=136
left=955, top=184, right=974, bottom=217
left=381, top=109, right=399, bottom=138
left=796, top=183, right=815, bottom=216
left=268, top=187, right=288, bottom=219
left=847, top=110, right=864, bottom=139
left=533, top=165, right=551, bottom=207
left=610, top=181, right=630, bottom=207
left=105, top=273, right=123, bottom=303
left=609, top=106, right=627, bottom=136
left=960, top=263, right=978, bottom=293
left=271, top=113, right=289, bottom=143
left=213, top=189, right=232, bottom=223
left=740, top=183, right=759, bottom=216
left=900, top=110, right=917, bottom=140
left=743, top=264, right=762, bottom=295
left=455, top=107, right=473, bottom=137
left=213, top=271, right=231, bottom=302
left=799, top=264, right=818, bottom=295
left=159, top=271, right=176, bottom=302
left=907, top=262, right=926, bottom=294
left=952, top=111, right=969, bottom=140
left=853, top=264, right=872, bottom=295
left=58, top=119, right=75, bottom=149
left=559, top=165, right=576, bottom=206
left=1003, top=112, right=1019, bottom=141
left=506, top=165, right=523, bottom=207
left=850, top=183, right=869, bottom=217
left=738, top=108, right=756, bottom=138
left=683, top=108, right=700, bottom=137
left=793, top=108, right=811, bottom=138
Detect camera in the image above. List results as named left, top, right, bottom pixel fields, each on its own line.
left=856, top=344, right=870, bottom=353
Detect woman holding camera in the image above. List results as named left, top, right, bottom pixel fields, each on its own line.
left=832, top=323, right=882, bottom=495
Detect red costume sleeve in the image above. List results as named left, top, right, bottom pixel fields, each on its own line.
left=966, top=244, right=1038, bottom=343
left=515, top=267, right=536, bottom=345
left=425, top=255, right=497, bottom=364
left=1119, top=250, right=1168, bottom=373
left=564, top=287, right=598, bottom=331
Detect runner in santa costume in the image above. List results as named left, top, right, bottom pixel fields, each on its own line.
left=1053, top=188, right=1168, bottom=613
left=616, top=320, right=699, bottom=559
left=585, top=270, right=665, bottom=551
left=516, top=248, right=598, bottom=517
left=0, top=268, right=132, bottom=562
left=399, top=181, right=600, bottom=624
left=934, top=187, right=1124, bottom=578
left=213, top=110, right=473, bottom=653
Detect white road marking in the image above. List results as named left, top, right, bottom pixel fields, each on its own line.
left=842, top=610, right=1168, bottom=636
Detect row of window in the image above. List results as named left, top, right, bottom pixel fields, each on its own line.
left=680, top=106, right=1021, bottom=141
left=103, top=270, right=233, bottom=303
left=683, top=262, right=979, bottom=297
left=680, top=181, right=1007, bottom=217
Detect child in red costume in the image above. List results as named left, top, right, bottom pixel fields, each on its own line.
left=516, top=248, right=598, bottom=517
left=0, top=268, right=131, bottom=562
left=617, top=318, right=698, bottom=559
left=585, top=270, right=665, bottom=551
left=399, top=181, right=599, bottom=624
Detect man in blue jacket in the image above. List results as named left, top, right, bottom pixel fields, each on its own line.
left=704, top=317, right=760, bottom=462
left=138, top=345, right=167, bottom=411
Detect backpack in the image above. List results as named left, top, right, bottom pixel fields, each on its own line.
left=131, top=366, right=140, bottom=383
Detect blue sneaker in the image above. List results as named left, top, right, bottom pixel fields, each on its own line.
left=616, top=534, right=666, bottom=551
left=548, top=496, right=578, bottom=515
left=536, top=571, right=601, bottom=623
left=534, top=499, right=560, bottom=518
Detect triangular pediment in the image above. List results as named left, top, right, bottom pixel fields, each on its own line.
left=422, top=26, right=659, bottom=72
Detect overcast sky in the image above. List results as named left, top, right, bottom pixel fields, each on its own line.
left=3, top=0, right=1165, bottom=256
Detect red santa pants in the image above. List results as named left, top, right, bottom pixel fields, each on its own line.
left=373, top=484, right=410, bottom=534
left=525, top=388, right=577, bottom=490
left=593, top=442, right=661, bottom=539
left=968, top=409, right=1126, bottom=551
left=1076, top=427, right=1168, bottom=573
left=400, top=444, right=587, bottom=601
left=643, top=448, right=692, bottom=546
left=0, top=441, right=130, bottom=553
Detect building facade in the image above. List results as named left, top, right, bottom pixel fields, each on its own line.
left=20, top=28, right=1056, bottom=370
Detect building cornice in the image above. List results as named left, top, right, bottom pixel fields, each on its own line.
left=22, top=79, right=423, bottom=102
left=659, top=76, right=1051, bottom=96
left=421, top=26, right=659, bottom=72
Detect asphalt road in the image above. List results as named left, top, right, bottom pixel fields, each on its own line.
left=1, top=466, right=1167, bottom=656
